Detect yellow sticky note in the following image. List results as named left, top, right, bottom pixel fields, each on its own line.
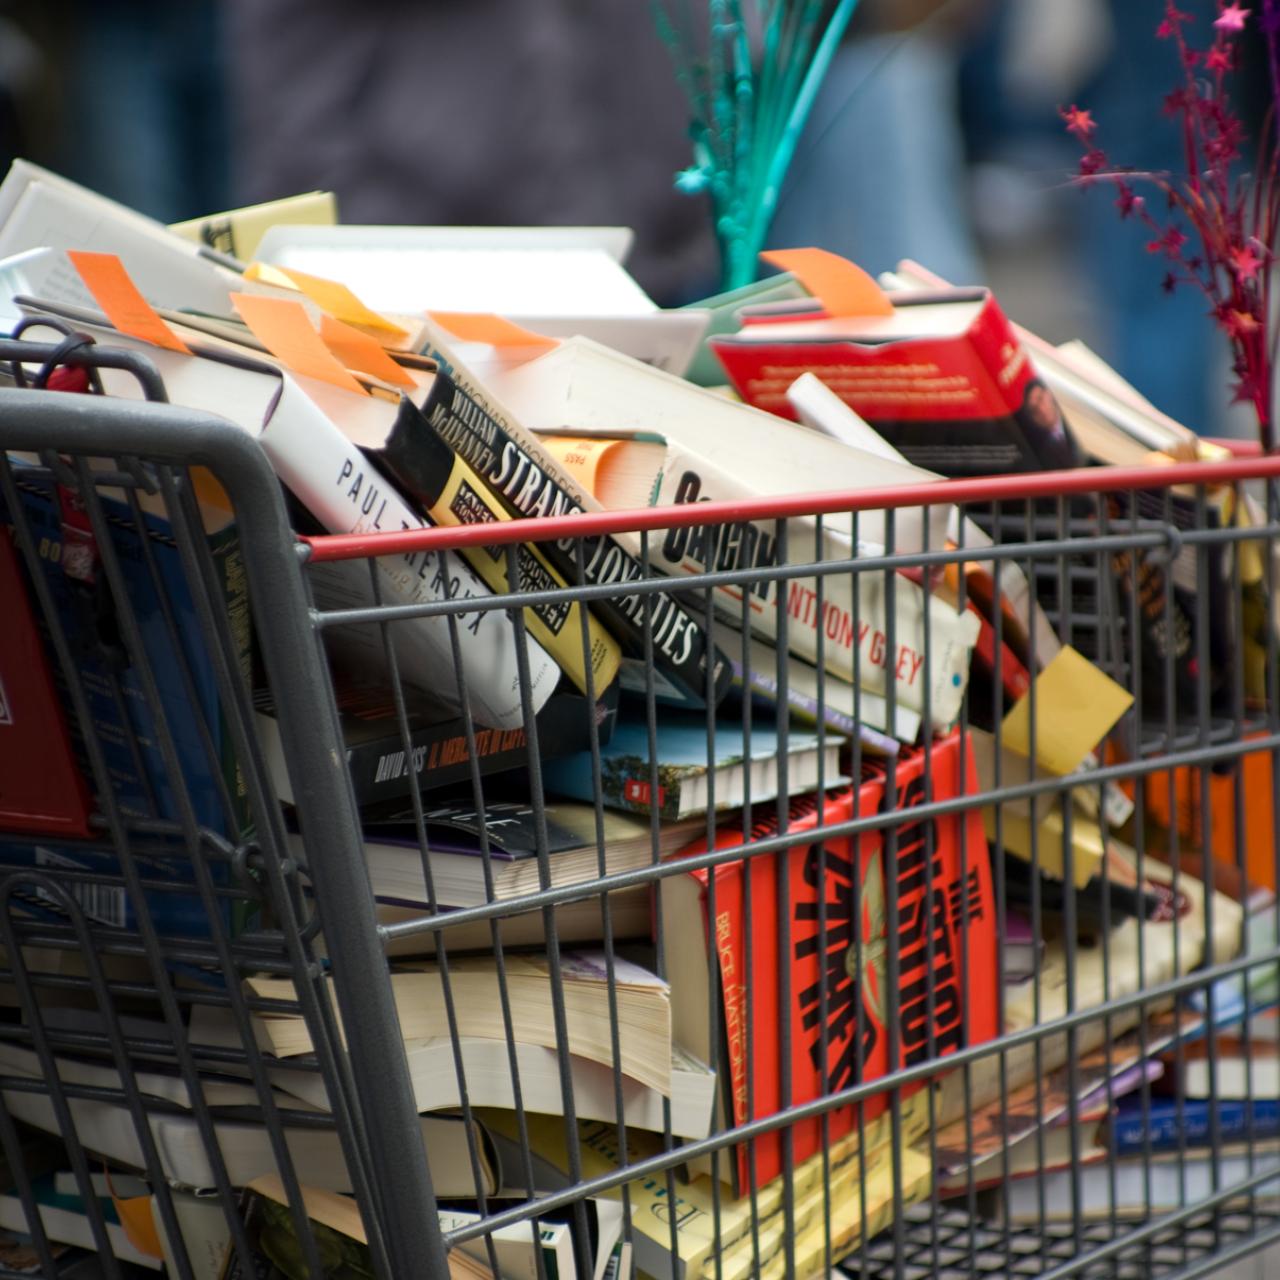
left=243, top=260, right=300, bottom=291
left=760, top=247, right=894, bottom=318
left=246, top=262, right=406, bottom=337
left=231, top=293, right=366, bottom=395
left=318, top=313, right=416, bottom=388
left=428, top=311, right=557, bottom=350
left=1002, top=645, right=1133, bottom=776
left=67, top=251, right=192, bottom=354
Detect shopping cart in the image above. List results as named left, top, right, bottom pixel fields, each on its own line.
left=2, top=335, right=1280, bottom=1280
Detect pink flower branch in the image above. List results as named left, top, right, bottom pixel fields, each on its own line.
left=1065, top=0, right=1277, bottom=450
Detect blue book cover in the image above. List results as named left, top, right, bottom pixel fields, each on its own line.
left=1111, top=1095, right=1280, bottom=1154
left=540, top=710, right=840, bottom=821
left=0, top=833, right=259, bottom=941
left=3, top=463, right=251, bottom=839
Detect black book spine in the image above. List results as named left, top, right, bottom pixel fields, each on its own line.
left=1105, top=488, right=1233, bottom=723
left=347, top=682, right=619, bottom=814
left=412, top=370, right=732, bottom=709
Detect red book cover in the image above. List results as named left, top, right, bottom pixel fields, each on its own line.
left=0, top=531, right=93, bottom=837
left=674, top=729, right=998, bottom=1188
left=710, top=288, right=1080, bottom=477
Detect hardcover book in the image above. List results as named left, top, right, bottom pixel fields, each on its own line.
left=709, top=287, right=1082, bottom=476
left=2, top=460, right=251, bottom=839
left=14, top=301, right=562, bottom=732
left=411, top=329, right=734, bottom=713
left=534, top=429, right=980, bottom=734
left=0, top=528, right=93, bottom=837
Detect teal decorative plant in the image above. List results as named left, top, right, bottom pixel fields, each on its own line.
left=654, top=0, right=863, bottom=289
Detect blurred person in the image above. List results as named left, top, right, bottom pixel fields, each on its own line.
left=222, top=0, right=718, bottom=305
left=768, top=0, right=991, bottom=283
left=37, top=0, right=230, bottom=222
left=1068, top=0, right=1225, bottom=435
left=979, top=0, right=1235, bottom=436
left=0, top=8, right=47, bottom=177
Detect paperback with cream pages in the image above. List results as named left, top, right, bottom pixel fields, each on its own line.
left=241, top=951, right=672, bottom=1094
left=263, top=1034, right=716, bottom=1138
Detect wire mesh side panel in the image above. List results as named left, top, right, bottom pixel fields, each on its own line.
left=292, top=457, right=1280, bottom=1280
left=0, top=386, right=444, bottom=1279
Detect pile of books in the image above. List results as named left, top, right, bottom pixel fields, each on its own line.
left=0, top=161, right=1273, bottom=1279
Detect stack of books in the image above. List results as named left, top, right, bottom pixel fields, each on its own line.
left=0, top=161, right=1270, bottom=1279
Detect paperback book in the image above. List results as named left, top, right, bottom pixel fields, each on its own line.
left=540, top=710, right=844, bottom=821
left=663, top=728, right=998, bottom=1189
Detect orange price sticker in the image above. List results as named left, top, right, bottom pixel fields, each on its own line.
left=318, top=314, right=416, bottom=388
left=66, top=251, right=192, bottom=353
left=428, top=312, right=557, bottom=350
left=231, top=293, right=366, bottom=394
left=760, top=248, right=894, bottom=318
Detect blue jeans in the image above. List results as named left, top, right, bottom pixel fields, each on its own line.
left=768, top=33, right=982, bottom=285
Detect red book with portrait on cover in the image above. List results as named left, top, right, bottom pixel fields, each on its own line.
left=661, top=728, right=998, bottom=1191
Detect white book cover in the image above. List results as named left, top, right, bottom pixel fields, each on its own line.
left=15, top=303, right=561, bottom=729
left=256, top=224, right=709, bottom=375
left=786, top=369, right=1063, bottom=676
left=488, top=336, right=954, bottom=553
left=638, top=436, right=979, bottom=728
left=437, top=1206, right=577, bottom=1280
left=0, top=161, right=238, bottom=314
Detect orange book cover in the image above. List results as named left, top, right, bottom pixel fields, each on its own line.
left=1144, top=740, right=1278, bottom=890
left=674, top=728, right=998, bottom=1188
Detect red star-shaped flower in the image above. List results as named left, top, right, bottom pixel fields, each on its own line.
left=1061, top=105, right=1096, bottom=140
left=1079, top=149, right=1107, bottom=177
left=1115, top=187, right=1145, bottom=219
left=1215, top=4, right=1250, bottom=33
left=1157, top=5, right=1193, bottom=37
left=1148, top=226, right=1189, bottom=256
left=1205, top=44, right=1234, bottom=71
left=1224, top=308, right=1261, bottom=337
left=1231, top=243, right=1264, bottom=280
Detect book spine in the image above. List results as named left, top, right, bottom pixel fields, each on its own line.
left=208, top=521, right=255, bottom=848
left=0, top=836, right=234, bottom=939
left=5, top=472, right=258, bottom=862
left=415, top=367, right=730, bottom=709
left=349, top=719, right=529, bottom=809
left=1104, top=488, right=1231, bottom=723
left=258, top=378, right=561, bottom=730
left=715, top=623, right=915, bottom=745
left=346, top=683, right=612, bottom=811
left=1111, top=1099, right=1280, bottom=1153
left=649, top=444, right=979, bottom=728
left=378, top=400, right=620, bottom=697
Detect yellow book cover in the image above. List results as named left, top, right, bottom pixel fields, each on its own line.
left=169, top=191, right=337, bottom=262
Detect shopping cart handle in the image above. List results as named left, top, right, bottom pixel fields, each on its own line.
left=0, top=334, right=167, bottom=403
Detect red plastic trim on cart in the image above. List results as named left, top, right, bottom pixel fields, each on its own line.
left=299, top=455, right=1280, bottom=563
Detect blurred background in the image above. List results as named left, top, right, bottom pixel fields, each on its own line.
left=0, top=0, right=1266, bottom=437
